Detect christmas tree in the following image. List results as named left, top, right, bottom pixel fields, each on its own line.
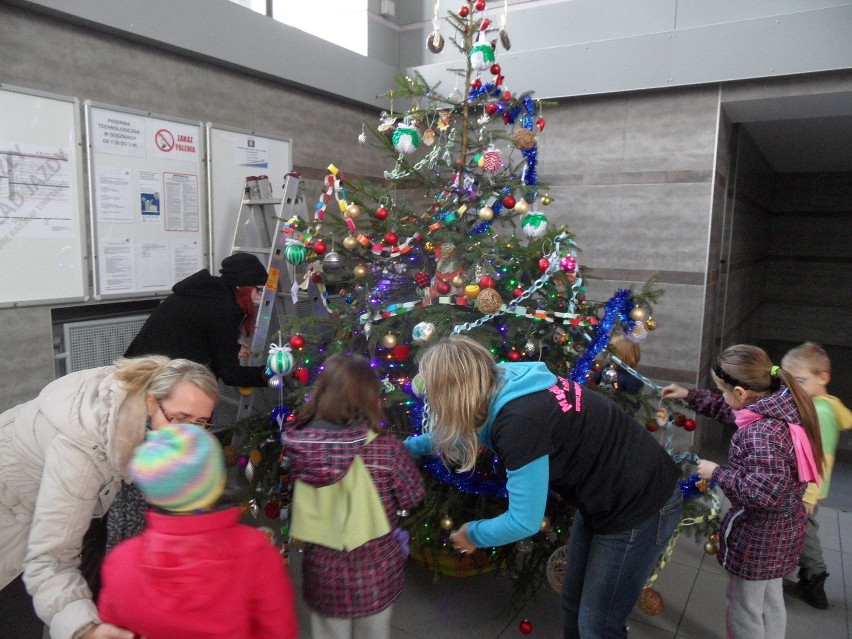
left=236, top=0, right=718, bottom=615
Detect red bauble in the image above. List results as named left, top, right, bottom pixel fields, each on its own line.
left=683, top=418, right=697, bottom=432
left=485, top=103, right=498, bottom=115
left=293, top=367, right=309, bottom=384
left=507, top=349, right=521, bottom=362
left=383, top=232, right=398, bottom=246
left=289, top=334, right=305, bottom=350
left=414, top=272, right=430, bottom=288
left=503, top=112, right=510, bottom=124
left=645, top=421, right=660, bottom=433
left=536, top=117, right=546, bottom=132
left=265, top=502, right=281, bottom=519
left=375, top=206, right=389, bottom=220
left=503, top=90, right=513, bottom=101
left=519, top=618, right=533, bottom=635
left=478, top=275, right=496, bottom=289
left=472, top=79, right=482, bottom=89
left=538, top=257, right=550, bottom=274
left=513, top=287, right=524, bottom=298
left=312, top=239, right=327, bottom=255
left=502, top=195, right=516, bottom=209
left=475, top=0, right=486, bottom=10
left=312, top=273, right=323, bottom=283
left=459, top=6, right=469, bottom=17
left=490, top=63, right=501, bottom=75
left=481, top=18, right=491, bottom=29
left=435, top=278, right=452, bottom=295
left=393, top=344, right=411, bottom=362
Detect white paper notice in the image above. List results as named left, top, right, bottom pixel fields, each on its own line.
left=100, top=239, right=135, bottom=293
left=171, top=238, right=202, bottom=283
left=91, top=109, right=146, bottom=158
left=163, top=172, right=199, bottom=231
left=136, top=240, right=171, bottom=291
left=96, top=166, right=133, bottom=224
left=0, top=141, right=73, bottom=238
left=236, top=136, right=269, bottom=168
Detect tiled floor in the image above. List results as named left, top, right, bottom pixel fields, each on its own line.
left=287, top=455, right=852, bottom=638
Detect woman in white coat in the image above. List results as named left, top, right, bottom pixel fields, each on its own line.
left=0, top=356, right=218, bottom=639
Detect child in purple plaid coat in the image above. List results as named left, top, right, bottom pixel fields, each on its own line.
left=283, top=354, right=425, bottom=639
left=663, top=344, right=824, bottom=639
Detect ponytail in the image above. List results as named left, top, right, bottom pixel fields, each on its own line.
left=113, top=356, right=219, bottom=403
left=775, top=367, right=824, bottom=474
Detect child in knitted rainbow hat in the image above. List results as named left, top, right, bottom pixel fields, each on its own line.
left=98, top=424, right=298, bottom=638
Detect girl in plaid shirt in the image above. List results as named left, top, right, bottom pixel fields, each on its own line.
left=283, top=354, right=425, bottom=639
left=663, top=345, right=824, bottom=639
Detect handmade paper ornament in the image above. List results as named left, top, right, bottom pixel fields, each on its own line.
left=625, top=323, right=649, bottom=344
left=392, top=122, right=420, bottom=154
left=521, top=213, right=549, bottom=240
left=511, top=127, right=536, bottom=150
left=412, top=321, right=436, bottom=344
left=422, top=128, right=436, bottom=146
left=469, top=35, right=496, bottom=72
left=267, top=343, right=294, bottom=376
left=476, top=288, right=503, bottom=314
left=481, top=147, right=503, bottom=173
left=426, top=30, right=444, bottom=53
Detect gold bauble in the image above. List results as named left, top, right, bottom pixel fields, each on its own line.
left=511, top=128, right=536, bottom=150
left=478, top=206, right=494, bottom=221
left=345, top=203, right=362, bottom=219
left=513, top=199, right=530, bottom=215
left=249, top=449, right=262, bottom=465
left=629, top=306, right=647, bottom=322
left=352, top=264, right=369, bottom=279
left=645, top=317, right=657, bottom=331
left=424, top=241, right=435, bottom=254
left=342, top=235, right=359, bottom=251
left=381, top=333, right=397, bottom=348
left=704, top=540, right=719, bottom=555
left=540, top=516, right=552, bottom=533
left=476, top=288, right=503, bottom=315
left=451, top=275, right=465, bottom=288
left=440, top=516, right=454, bottom=531
left=465, top=284, right=481, bottom=299
left=541, top=194, right=553, bottom=206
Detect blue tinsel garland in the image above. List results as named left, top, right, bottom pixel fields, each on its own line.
left=568, top=289, right=637, bottom=384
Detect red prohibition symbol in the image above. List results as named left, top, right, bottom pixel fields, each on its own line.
left=155, top=129, right=175, bottom=152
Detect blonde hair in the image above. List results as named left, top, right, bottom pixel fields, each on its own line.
left=781, top=342, right=831, bottom=375
left=419, top=335, right=498, bottom=472
left=713, top=344, right=823, bottom=472
left=609, top=333, right=640, bottom=368
left=113, top=356, right=219, bottom=403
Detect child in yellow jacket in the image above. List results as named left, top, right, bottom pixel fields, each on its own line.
left=782, top=343, right=852, bottom=609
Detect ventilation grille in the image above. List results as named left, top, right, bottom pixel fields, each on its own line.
left=63, top=315, right=149, bottom=373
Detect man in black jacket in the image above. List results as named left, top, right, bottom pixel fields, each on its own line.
left=125, top=253, right=270, bottom=388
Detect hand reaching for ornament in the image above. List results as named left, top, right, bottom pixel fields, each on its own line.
left=449, top=523, right=476, bottom=554
left=696, top=459, right=719, bottom=482
left=661, top=384, right=689, bottom=401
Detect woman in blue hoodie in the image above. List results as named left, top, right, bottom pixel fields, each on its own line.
left=405, top=335, right=682, bottom=639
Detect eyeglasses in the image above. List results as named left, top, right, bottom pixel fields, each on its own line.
left=254, top=286, right=265, bottom=294
left=157, top=401, right=214, bottom=428
left=794, top=376, right=812, bottom=385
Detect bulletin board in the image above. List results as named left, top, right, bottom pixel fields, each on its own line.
left=86, top=103, right=206, bottom=299
left=206, top=125, right=292, bottom=272
left=0, top=84, right=87, bottom=308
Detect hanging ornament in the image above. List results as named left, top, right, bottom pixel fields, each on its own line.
left=518, top=619, right=533, bottom=635
left=502, top=195, right=516, bottom=210
left=465, top=284, right=481, bottom=299
left=342, top=235, right=359, bottom=251
left=683, top=418, right=697, bottom=432
left=293, top=367, right=309, bottom=384
left=637, top=588, right=664, bottom=616
left=545, top=545, right=569, bottom=593
left=352, top=264, right=369, bottom=279
left=377, top=113, right=396, bottom=138
left=422, top=128, right=436, bottom=146
left=513, top=198, right=530, bottom=215
left=645, top=317, right=658, bottom=331
left=470, top=34, right=496, bottom=72
left=521, top=213, right=549, bottom=239
left=478, top=206, right=494, bottom=221
left=393, top=344, right=411, bottom=362
left=524, top=341, right=536, bottom=356
left=559, top=255, right=576, bottom=272
left=381, top=333, right=398, bottom=348
left=412, top=321, right=436, bottom=344
left=383, top=231, right=399, bottom=246
left=451, top=274, right=465, bottom=288
left=459, top=5, right=470, bottom=18
left=541, top=194, right=553, bottom=206
left=375, top=206, right=389, bottom=220
left=414, top=271, right=431, bottom=288
left=625, top=323, right=648, bottom=344
left=244, top=460, right=255, bottom=482
left=434, top=278, right=452, bottom=295
left=345, top=203, right=362, bottom=219
left=478, top=274, right=495, bottom=289
left=499, top=29, right=511, bottom=50
left=629, top=306, right=648, bottom=322
left=481, top=147, right=503, bottom=173
left=427, top=30, right=445, bottom=53
left=357, top=123, right=367, bottom=145
left=311, top=240, right=327, bottom=256
left=476, top=288, right=503, bottom=314
left=265, top=502, right=281, bottom=519
left=284, top=243, right=307, bottom=266
left=267, top=343, right=294, bottom=376
left=511, top=127, right=536, bottom=150
left=645, top=419, right=659, bottom=433
left=475, top=0, right=486, bottom=11
left=288, top=334, right=305, bottom=350
left=424, top=241, right=435, bottom=254
left=538, top=257, right=550, bottom=274
left=440, top=515, right=454, bottom=531
left=536, top=117, right=546, bottom=132
left=392, top=122, right=420, bottom=154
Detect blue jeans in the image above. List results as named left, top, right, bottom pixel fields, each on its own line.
left=562, top=491, right=683, bottom=639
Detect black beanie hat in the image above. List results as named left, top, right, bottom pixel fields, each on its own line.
left=219, top=253, right=268, bottom=287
